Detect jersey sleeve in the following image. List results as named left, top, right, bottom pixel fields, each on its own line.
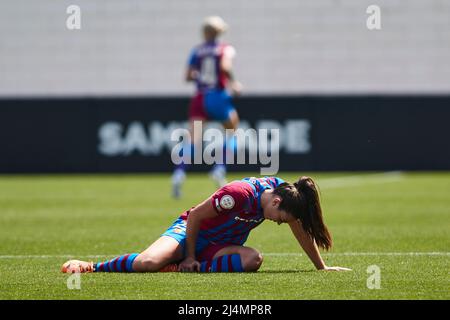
left=187, top=47, right=199, bottom=67
left=272, top=177, right=285, bottom=187
left=222, top=45, right=236, bottom=60
left=210, top=182, right=250, bottom=215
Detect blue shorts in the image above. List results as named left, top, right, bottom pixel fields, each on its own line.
left=161, top=217, right=231, bottom=261
left=204, top=90, right=235, bottom=122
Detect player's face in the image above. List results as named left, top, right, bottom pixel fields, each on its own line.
left=273, top=210, right=295, bottom=225
left=203, top=26, right=218, bottom=41
left=264, top=197, right=297, bottom=225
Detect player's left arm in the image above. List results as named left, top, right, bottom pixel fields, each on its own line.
left=288, top=219, right=352, bottom=271
left=220, top=46, right=242, bottom=95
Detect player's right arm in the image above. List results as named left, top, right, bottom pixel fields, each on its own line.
left=185, top=47, right=199, bottom=82
left=178, top=198, right=218, bottom=272
left=185, top=66, right=199, bottom=82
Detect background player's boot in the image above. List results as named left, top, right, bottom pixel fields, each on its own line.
left=171, top=168, right=186, bottom=199
left=61, top=260, right=94, bottom=273
left=209, top=164, right=227, bottom=188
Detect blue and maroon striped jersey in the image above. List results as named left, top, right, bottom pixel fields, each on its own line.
left=181, top=177, right=285, bottom=246
left=188, top=40, right=236, bottom=92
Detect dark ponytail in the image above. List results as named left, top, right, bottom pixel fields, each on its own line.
left=274, top=176, right=333, bottom=250
left=294, top=177, right=332, bottom=250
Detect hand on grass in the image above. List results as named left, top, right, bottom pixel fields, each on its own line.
left=178, top=257, right=201, bottom=272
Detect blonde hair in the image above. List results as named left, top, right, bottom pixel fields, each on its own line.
left=203, top=16, right=228, bottom=34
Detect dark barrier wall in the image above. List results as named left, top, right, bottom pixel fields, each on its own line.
left=0, top=96, right=449, bottom=173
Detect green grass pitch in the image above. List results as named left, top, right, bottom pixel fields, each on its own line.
left=0, top=172, right=449, bottom=299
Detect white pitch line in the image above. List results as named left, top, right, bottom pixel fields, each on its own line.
left=265, top=252, right=450, bottom=257
left=318, top=171, right=404, bottom=189
left=0, top=255, right=107, bottom=259
left=0, top=252, right=448, bottom=259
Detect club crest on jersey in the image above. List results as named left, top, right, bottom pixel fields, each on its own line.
left=219, top=195, right=235, bottom=210
left=173, top=228, right=184, bottom=234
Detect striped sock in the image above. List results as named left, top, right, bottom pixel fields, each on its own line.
left=199, top=254, right=243, bottom=272
left=94, top=253, right=139, bottom=272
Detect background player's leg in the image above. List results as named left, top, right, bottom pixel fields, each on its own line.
left=199, top=245, right=263, bottom=272
left=222, top=109, right=239, bottom=130
left=172, top=117, right=205, bottom=198
left=132, top=236, right=184, bottom=272
left=210, top=109, right=240, bottom=187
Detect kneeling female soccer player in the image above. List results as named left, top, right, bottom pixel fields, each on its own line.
left=61, top=176, right=351, bottom=273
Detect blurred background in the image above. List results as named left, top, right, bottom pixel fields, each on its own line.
left=0, top=0, right=449, bottom=172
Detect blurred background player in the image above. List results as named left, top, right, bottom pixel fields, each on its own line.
left=172, top=16, right=243, bottom=198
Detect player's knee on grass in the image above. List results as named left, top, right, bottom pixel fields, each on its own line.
left=132, top=254, right=165, bottom=272
left=241, top=249, right=263, bottom=272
